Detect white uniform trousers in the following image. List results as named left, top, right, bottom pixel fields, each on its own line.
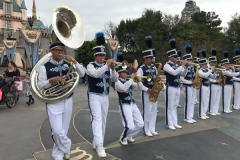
left=233, top=82, right=240, bottom=108
left=165, top=86, right=180, bottom=126
left=88, top=93, right=109, bottom=148
left=119, top=102, right=144, bottom=141
left=195, top=89, right=199, bottom=103
left=141, top=91, right=157, bottom=133
left=199, top=85, right=210, bottom=117
left=222, top=85, right=233, bottom=112
left=209, top=84, right=221, bottom=113
left=47, top=97, right=73, bottom=160
left=183, top=86, right=196, bottom=120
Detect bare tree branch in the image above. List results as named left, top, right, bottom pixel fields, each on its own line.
left=103, top=21, right=117, bottom=39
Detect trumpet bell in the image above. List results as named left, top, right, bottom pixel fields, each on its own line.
left=146, top=75, right=152, bottom=82
left=52, top=5, right=85, bottom=49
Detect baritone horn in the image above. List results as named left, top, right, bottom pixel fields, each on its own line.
left=115, top=60, right=128, bottom=69
left=30, top=5, right=85, bottom=103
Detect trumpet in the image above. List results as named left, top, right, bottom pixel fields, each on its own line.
left=127, top=74, right=152, bottom=82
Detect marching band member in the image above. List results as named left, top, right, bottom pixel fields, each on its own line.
left=180, top=44, right=197, bottom=124
left=163, top=39, right=187, bottom=130
left=86, top=32, right=118, bottom=157
left=115, top=66, right=144, bottom=145
left=38, top=42, right=85, bottom=160
left=198, top=49, right=215, bottom=119
left=221, top=51, right=240, bottom=113
left=194, top=51, right=200, bottom=105
left=137, top=35, right=160, bottom=137
left=177, top=50, right=183, bottom=108
left=208, top=48, right=222, bottom=116
left=232, top=49, right=240, bottom=110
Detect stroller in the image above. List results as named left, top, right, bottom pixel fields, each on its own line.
left=0, top=77, right=16, bottom=108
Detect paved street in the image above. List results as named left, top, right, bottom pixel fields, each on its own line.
left=0, top=85, right=240, bottom=160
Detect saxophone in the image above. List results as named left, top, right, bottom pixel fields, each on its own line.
left=149, top=63, right=166, bottom=102
left=217, top=69, right=226, bottom=86
left=192, top=64, right=202, bottom=90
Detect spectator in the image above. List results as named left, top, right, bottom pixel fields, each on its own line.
left=127, top=64, right=133, bottom=75
left=81, top=63, right=87, bottom=85
left=5, top=61, right=20, bottom=102
left=23, top=71, right=34, bottom=106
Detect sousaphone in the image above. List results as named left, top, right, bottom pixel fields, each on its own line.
left=30, top=5, right=85, bottom=103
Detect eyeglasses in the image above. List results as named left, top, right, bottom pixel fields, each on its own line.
left=53, top=49, right=64, bottom=53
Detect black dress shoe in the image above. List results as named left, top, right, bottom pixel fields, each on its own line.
left=26, top=102, right=30, bottom=106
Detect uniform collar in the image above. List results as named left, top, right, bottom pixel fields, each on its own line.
left=201, top=68, right=207, bottom=71
left=94, top=61, right=104, bottom=67
left=168, top=60, right=175, bottom=64
left=50, top=58, right=64, bottom=65
left=119, top=78, right=127, bottom=82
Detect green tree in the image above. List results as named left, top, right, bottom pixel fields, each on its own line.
left=116, top=9, right=170, bottom=63
left=191, top=11, right=222, bottom=29
left=116, top=19, right=140, bottom=53
left=169, top=20, right=224, bottom=61
left=224, top=13, right=240, bottom=49
left=162, top=13, right=180, bottom=32
left=103, top=21, right=117, bottom=39
left=77, top=40, right=96, bottom=66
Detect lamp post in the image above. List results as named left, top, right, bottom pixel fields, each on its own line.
left=27, top=16, right=34, bottom=29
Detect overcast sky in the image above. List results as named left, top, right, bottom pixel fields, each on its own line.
left=24, top=0, right=239, bottom=41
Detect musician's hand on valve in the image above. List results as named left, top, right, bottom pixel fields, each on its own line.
left=110, top=61, right=116, bottom=70
left=217, top=79, right=222, bottom=84
left=211, top=66, right=216, bottom=71
left=106, top=59, right=114, bottom=67
left=49, top=76, right=65, bottom=85
left=157, top=76, right=161, bottom=81
left=147, top=88, right=153, bottom=94
left=192, top=81, right=198, bottom=86
left=181, top=60, right=187, bottom=67
left=131, top=73, right=135, bottom=80
left=65, top=55, right=77, bottom=64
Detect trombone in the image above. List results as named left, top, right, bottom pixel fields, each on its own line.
left=218, top=63, right=233, bottom=71
left=187, top=62, right=199, bottom=67
left=102, top=60, right=128, bottom=69
left=127, top=74, right=152, bottom=82
left=214, top=68, right=226, bottom=72
left=229, top=64, right=240, bottom=67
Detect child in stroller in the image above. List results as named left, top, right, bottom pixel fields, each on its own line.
left=0, top=76, right=16, bottom=108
